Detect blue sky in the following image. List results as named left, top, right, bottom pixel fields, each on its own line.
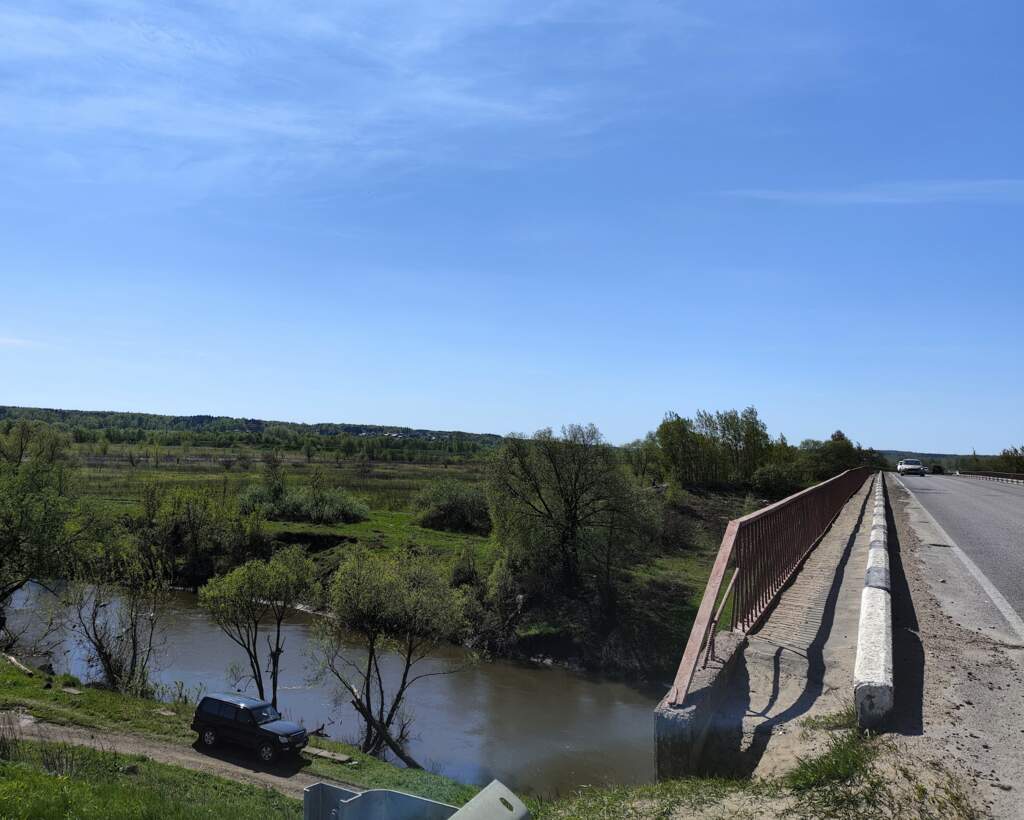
left=1, top=1, right=1021, bottom=453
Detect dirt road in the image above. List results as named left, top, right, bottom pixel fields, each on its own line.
left=5, top=712, right=353, bottom=801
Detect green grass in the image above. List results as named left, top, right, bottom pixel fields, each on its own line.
left=785, top=729, right=877, bottom=793
left=0, top=662, right=476, bottom=807
left=0, top=665, right=195, bottom=743
left=533, top=776, right=747, bottom=819
left=302, top=736, right=480, bottom=806
left=0, top=743, right=300, bottom=819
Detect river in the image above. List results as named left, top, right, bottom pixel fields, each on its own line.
left=9, top=588, right=658, bottom=797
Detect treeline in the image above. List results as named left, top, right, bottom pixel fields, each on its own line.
left=0, top=406, right=498, bottom=461
left=413, top=409, right=886, bottom=676
left=625, top=407, right=889, bottom=499
left=963, top=444, right=1024, bottom=474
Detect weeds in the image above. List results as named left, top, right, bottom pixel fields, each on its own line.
left=0, top=710, right=22, bottom=761
left=800, top=705, right=858, bottom=732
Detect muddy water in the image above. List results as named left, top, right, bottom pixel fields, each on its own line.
left=11, top=589, right=658, bottom=796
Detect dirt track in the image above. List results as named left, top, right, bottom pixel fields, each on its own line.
left=4, top=713, right=354, bottom=801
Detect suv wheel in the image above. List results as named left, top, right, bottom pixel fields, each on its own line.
left=257, top=741, right=277, bottom=763
left=200, top=727, right=218, bottom=748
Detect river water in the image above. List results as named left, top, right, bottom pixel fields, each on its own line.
left=10, top=588, right=658, bottom=796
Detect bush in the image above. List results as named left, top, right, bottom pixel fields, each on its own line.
left=238, top=483, right=369, bottom=525
left=930, top=464, right=945, bottom=475
left=412, top=479, right=491, bottom=535
left=752, top=462, right=803, bottom=500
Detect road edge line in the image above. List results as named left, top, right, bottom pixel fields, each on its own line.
left=893, top=473, right=1024, bottom=642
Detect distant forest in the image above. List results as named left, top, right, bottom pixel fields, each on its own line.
left=0, top=405, right=500, bottom=462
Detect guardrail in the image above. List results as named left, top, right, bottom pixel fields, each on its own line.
left=959, top=470, right=1024, bottom=484
left=664, top=465, right=873, bottom=707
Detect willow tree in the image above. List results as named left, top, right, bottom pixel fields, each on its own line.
left=199, top=547, right=314, bottom=707
left=312, top=551, right=466, bottom=764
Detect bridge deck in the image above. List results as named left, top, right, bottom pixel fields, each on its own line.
left=708, top=475, right=874, bottom=776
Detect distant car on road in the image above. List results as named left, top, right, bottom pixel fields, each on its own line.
left=897, top=459, right=927, bottom=477
left=191, top=693, right=307, bottom=763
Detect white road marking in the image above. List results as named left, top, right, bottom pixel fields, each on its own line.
left=894, top=474, right=1024, bottom=642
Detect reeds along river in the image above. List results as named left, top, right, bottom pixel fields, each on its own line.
left=9, top=587, right=658, bottom=797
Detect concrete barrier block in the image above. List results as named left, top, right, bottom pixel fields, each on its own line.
left=854, top=587, right=893, bottom=726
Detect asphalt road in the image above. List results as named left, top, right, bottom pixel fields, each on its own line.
left=898, top=474, right=1024, bottom=619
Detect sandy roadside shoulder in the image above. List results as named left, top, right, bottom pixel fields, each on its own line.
left=887, top=474, right=1024, bottom=819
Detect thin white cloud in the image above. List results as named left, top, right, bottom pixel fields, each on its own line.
left=0, top=1, right=729, bottom=185
left=726, top=179, right=1024, bottom=205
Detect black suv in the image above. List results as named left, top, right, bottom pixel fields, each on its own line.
left=191, top=693, right=308, bottom=763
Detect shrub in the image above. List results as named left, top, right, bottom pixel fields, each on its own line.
left=752, top=462, right=803, bottom=500
left=238, top=483, right=369, bottom=525
left=412, top=479, right=491, bottom=535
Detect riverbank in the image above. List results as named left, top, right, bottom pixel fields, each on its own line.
left=1, top=659, right=980, bottom=819
left=0, top=661, right=475, bottom=806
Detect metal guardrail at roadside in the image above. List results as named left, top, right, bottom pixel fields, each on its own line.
left=665, top=465, right=873, bottom=707
left=959, top=470, right=1024, bottom=484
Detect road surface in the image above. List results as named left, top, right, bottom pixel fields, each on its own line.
left=898, top=474, right=1024, bottom=619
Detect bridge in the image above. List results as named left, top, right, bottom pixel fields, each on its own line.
left=655, top=467, right=1024, bottom=809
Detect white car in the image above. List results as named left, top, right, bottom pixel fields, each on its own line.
left=897, top=458, right=927, bottom=476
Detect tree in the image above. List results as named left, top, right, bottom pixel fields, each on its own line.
left=0, top=422, right=74, bottom=643
left=312, top=551, right=466, bottom=763
left=66, top=540, right=168, bottom=695
left=199, top=548, right=313, bottom=708
left=623, top=432, right=662, bottom=486
left=264, top=547, right=315, bottom=707
left=199, top=562, right=272, bottom=702
left=487, top=424, right=652, bottom=605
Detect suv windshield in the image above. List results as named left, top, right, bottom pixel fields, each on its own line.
left=250, top=705, right=281, bottom=725
left=904, top=460, right=921, bottom=466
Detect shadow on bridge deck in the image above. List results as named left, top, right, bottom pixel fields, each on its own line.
left=699, top=475, right=925, bottom=777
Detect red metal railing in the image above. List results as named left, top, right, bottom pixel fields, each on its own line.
left=960, top=470, right=1024, bottom=483
left=664, top=466, right=873, bottom=706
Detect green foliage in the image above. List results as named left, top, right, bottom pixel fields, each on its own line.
left=991, top=444, right=1024, bottom=473
left=239, top=465, right=369, bottom=525
left=657, top=407, right=770, bottom=488
left=316, top=550, right=467, bottom=757
left=136, top=486, right=271, bottom=588
left=657, top=409, right=885, bottom=495
left=0, top=422, right=75, bottom=642
left=486, top=425, right=658, bottom=657
left=752, top=462, right=803, bottom=500
left=199, top=548, right=314, bottom=706
left=412, top=478, right=491, bottom=535
left=0, top=405, right=499, bottom=463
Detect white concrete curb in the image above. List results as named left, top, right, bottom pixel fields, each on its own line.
left=854, top=473, right=893, bottom=727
